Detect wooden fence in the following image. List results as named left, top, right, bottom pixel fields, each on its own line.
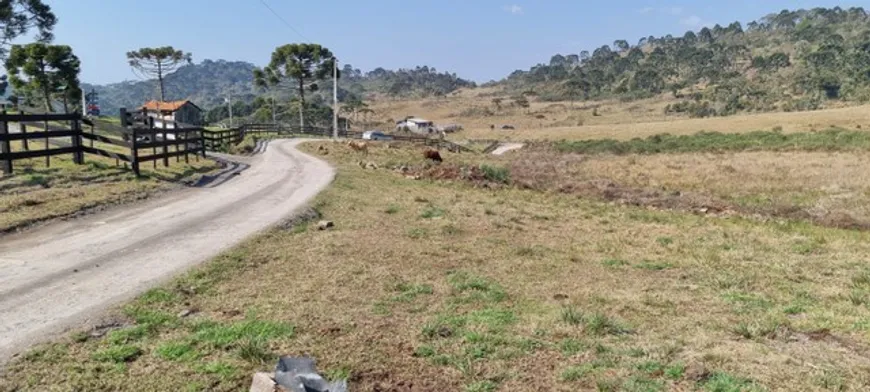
left=0, top=109, right=206, bottom=176
left=201, top=123, right=477, bottom=154
left=119, top=108, right=206, bottom=176
left=0, top=112, right=86, bottom=174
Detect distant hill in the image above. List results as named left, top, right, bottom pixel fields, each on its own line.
left=83, top=59, right=258, bottom=115
left=500, top=7, right=870, bottom=117
left=339, top=65, right=476, bottom=99
left=85, top=59, right=475, bottom=117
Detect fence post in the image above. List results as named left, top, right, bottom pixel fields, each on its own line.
left=149, top=117, right=156, bottom=169
left=182, top=128, right=188, bottom=164
left=0, top=110, right=10, bottom=175
left=161, top=119, right=169, bottom=167
left=131, top=126, right=140, bottom=176
left=43, top=116, right=49, bottom=167
left=200, top=128, right=206, bottom=158
left=19, top=111, right=28, bottom=151
left=71, top=113, right=84, bottom=164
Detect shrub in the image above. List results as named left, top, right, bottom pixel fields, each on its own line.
left=480, top=164, right=510, bottom=184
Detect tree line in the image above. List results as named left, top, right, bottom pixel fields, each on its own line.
left=504, top=7, right=870, bottom=117
left=340, top=64, right=476, bottom=98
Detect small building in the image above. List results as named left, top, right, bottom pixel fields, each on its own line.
left=395, top=117, right=435, bottom=135
left=140, top=100, right=203, bottom=127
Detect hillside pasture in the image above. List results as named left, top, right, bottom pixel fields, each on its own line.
left=368, top=89, right=870, bottom=142
left=6, top=139, right=870, bottom=391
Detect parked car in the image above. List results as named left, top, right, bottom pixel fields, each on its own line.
left=362, top=130, right=393, bottom=141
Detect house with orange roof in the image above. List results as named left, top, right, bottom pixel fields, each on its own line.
left=140, top=100, right=203, bottom=126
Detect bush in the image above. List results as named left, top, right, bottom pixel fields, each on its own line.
left=480, top=164, right=510, bottom=184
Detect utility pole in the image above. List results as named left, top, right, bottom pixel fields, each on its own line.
left=271, top=96, right=276, bottom=125
left=226, top=95, right=233, bottom=127
left=333, top=57, right=339, bottom=139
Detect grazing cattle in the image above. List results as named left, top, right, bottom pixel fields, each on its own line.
left=490, top=124, right=495, bottom=130
left=347, top=140, right=368, bottom=156
left=424, top=149, right=443, bottom=163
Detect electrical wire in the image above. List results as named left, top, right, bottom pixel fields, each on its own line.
left=257, top=0, right=310, bottom=41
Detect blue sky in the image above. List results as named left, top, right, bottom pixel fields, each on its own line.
left=41, top=0, right=870, bottom=84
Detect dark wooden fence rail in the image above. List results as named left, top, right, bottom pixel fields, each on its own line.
left=0, top=111, right=85, bottom=174
left=0, top=109, right=206, bottom=176
left=119, top=108, right=206, bottom=176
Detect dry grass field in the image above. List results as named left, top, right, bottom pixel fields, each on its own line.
left=0, top=141, right=219, bottom=234
left=6, top=140, right=870, bottom=391
left=368, top=89, right=870, bottom=141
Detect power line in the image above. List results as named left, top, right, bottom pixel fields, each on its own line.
left=257, top=0, right=310, bottom=41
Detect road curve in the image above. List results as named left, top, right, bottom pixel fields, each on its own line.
left=0, top=139, right=334, bottom=364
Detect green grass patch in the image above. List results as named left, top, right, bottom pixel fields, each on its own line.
left=389, top=281, right=434, bottom=302
left=560, top=307, right=630, bottom=335
left=559, top=338, right=586, bottom=356
left=138, top=288, right=179, bottom=305
left=192, top=319, right=295, bottom=350
left=465, top=380, right=498, bottom=392
left=555, top=129, right=870, bottom=155
left=92, top=345, right=142, bottom=363
left=561, top=364, right=596, bottom=381
left=480, top=164, right=511, bottom=184
left=107, top=325, right=150, bottom=345
left=155, top=341, right=200, bottom=362
left=421, top=205, right=446, bottom=219
left=702, top=372, right=764, bottom=392
left=448, top=271, right=507, bottom=303
left=602, top=258, right=630, bottom=268
left=634, top=260, right=674, bottom=271
left=194, top=361, right=239, bottom=379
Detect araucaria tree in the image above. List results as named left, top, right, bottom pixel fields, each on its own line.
left=5, top=43, right=80, bottom=113
left=253, top=43, right=336, bottom=129
left=0, top=0, right=56, bottom=58
left=126, top=46, right=192, bottom=101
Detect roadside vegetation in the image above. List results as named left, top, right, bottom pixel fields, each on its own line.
left=0, top=145, right=219, bottom=234
left=5, top=140, right=870, bottom=391
left=554, top=128, right=870, bottom=154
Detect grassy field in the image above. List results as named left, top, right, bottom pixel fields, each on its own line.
left=366, top=88, right=870, bottom=141
left=0, top=141, right=219, bottom=234
left=5, top=140, right=870, bottom=391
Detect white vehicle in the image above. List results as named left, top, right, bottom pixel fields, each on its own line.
left=362, top=130, right=393, bottom=141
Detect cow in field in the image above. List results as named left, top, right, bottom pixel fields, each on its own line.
left=347, top=140, right=368, bottom=156
left=424, top=149, right=443, bottom=163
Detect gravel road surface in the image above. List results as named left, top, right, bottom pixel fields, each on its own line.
left=0, top=139, right=333, bottom=364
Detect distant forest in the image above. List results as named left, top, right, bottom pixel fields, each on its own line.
left=502, top=7, right=870, bottom=116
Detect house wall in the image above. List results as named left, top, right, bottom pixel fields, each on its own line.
left=397, top=121, right=434, bottom=135
left=173, top=104, right=202, bottom=125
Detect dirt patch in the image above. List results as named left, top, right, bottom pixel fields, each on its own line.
left=783, top=328, right=870, bottom=360
left=404, top=160, right=870, bottom=231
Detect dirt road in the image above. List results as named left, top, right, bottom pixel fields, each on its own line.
left=0, top=139, right=334, bottom=364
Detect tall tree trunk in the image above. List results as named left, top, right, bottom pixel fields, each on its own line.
left=62, top=94, right=69, bottom=113
left=298, top=78, right=305, bottom=129
left=157, top=60, right=165, bottom=102
left=42, top=86, right=53, bottom=113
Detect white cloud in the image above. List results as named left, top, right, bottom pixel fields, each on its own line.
left=669, top=6, right=684, bottom=15
left=636, top=6, right=654, bottom=14
left=503, top=4, right=523, bottom=15
left=680, top=15, right=707, bottom=27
